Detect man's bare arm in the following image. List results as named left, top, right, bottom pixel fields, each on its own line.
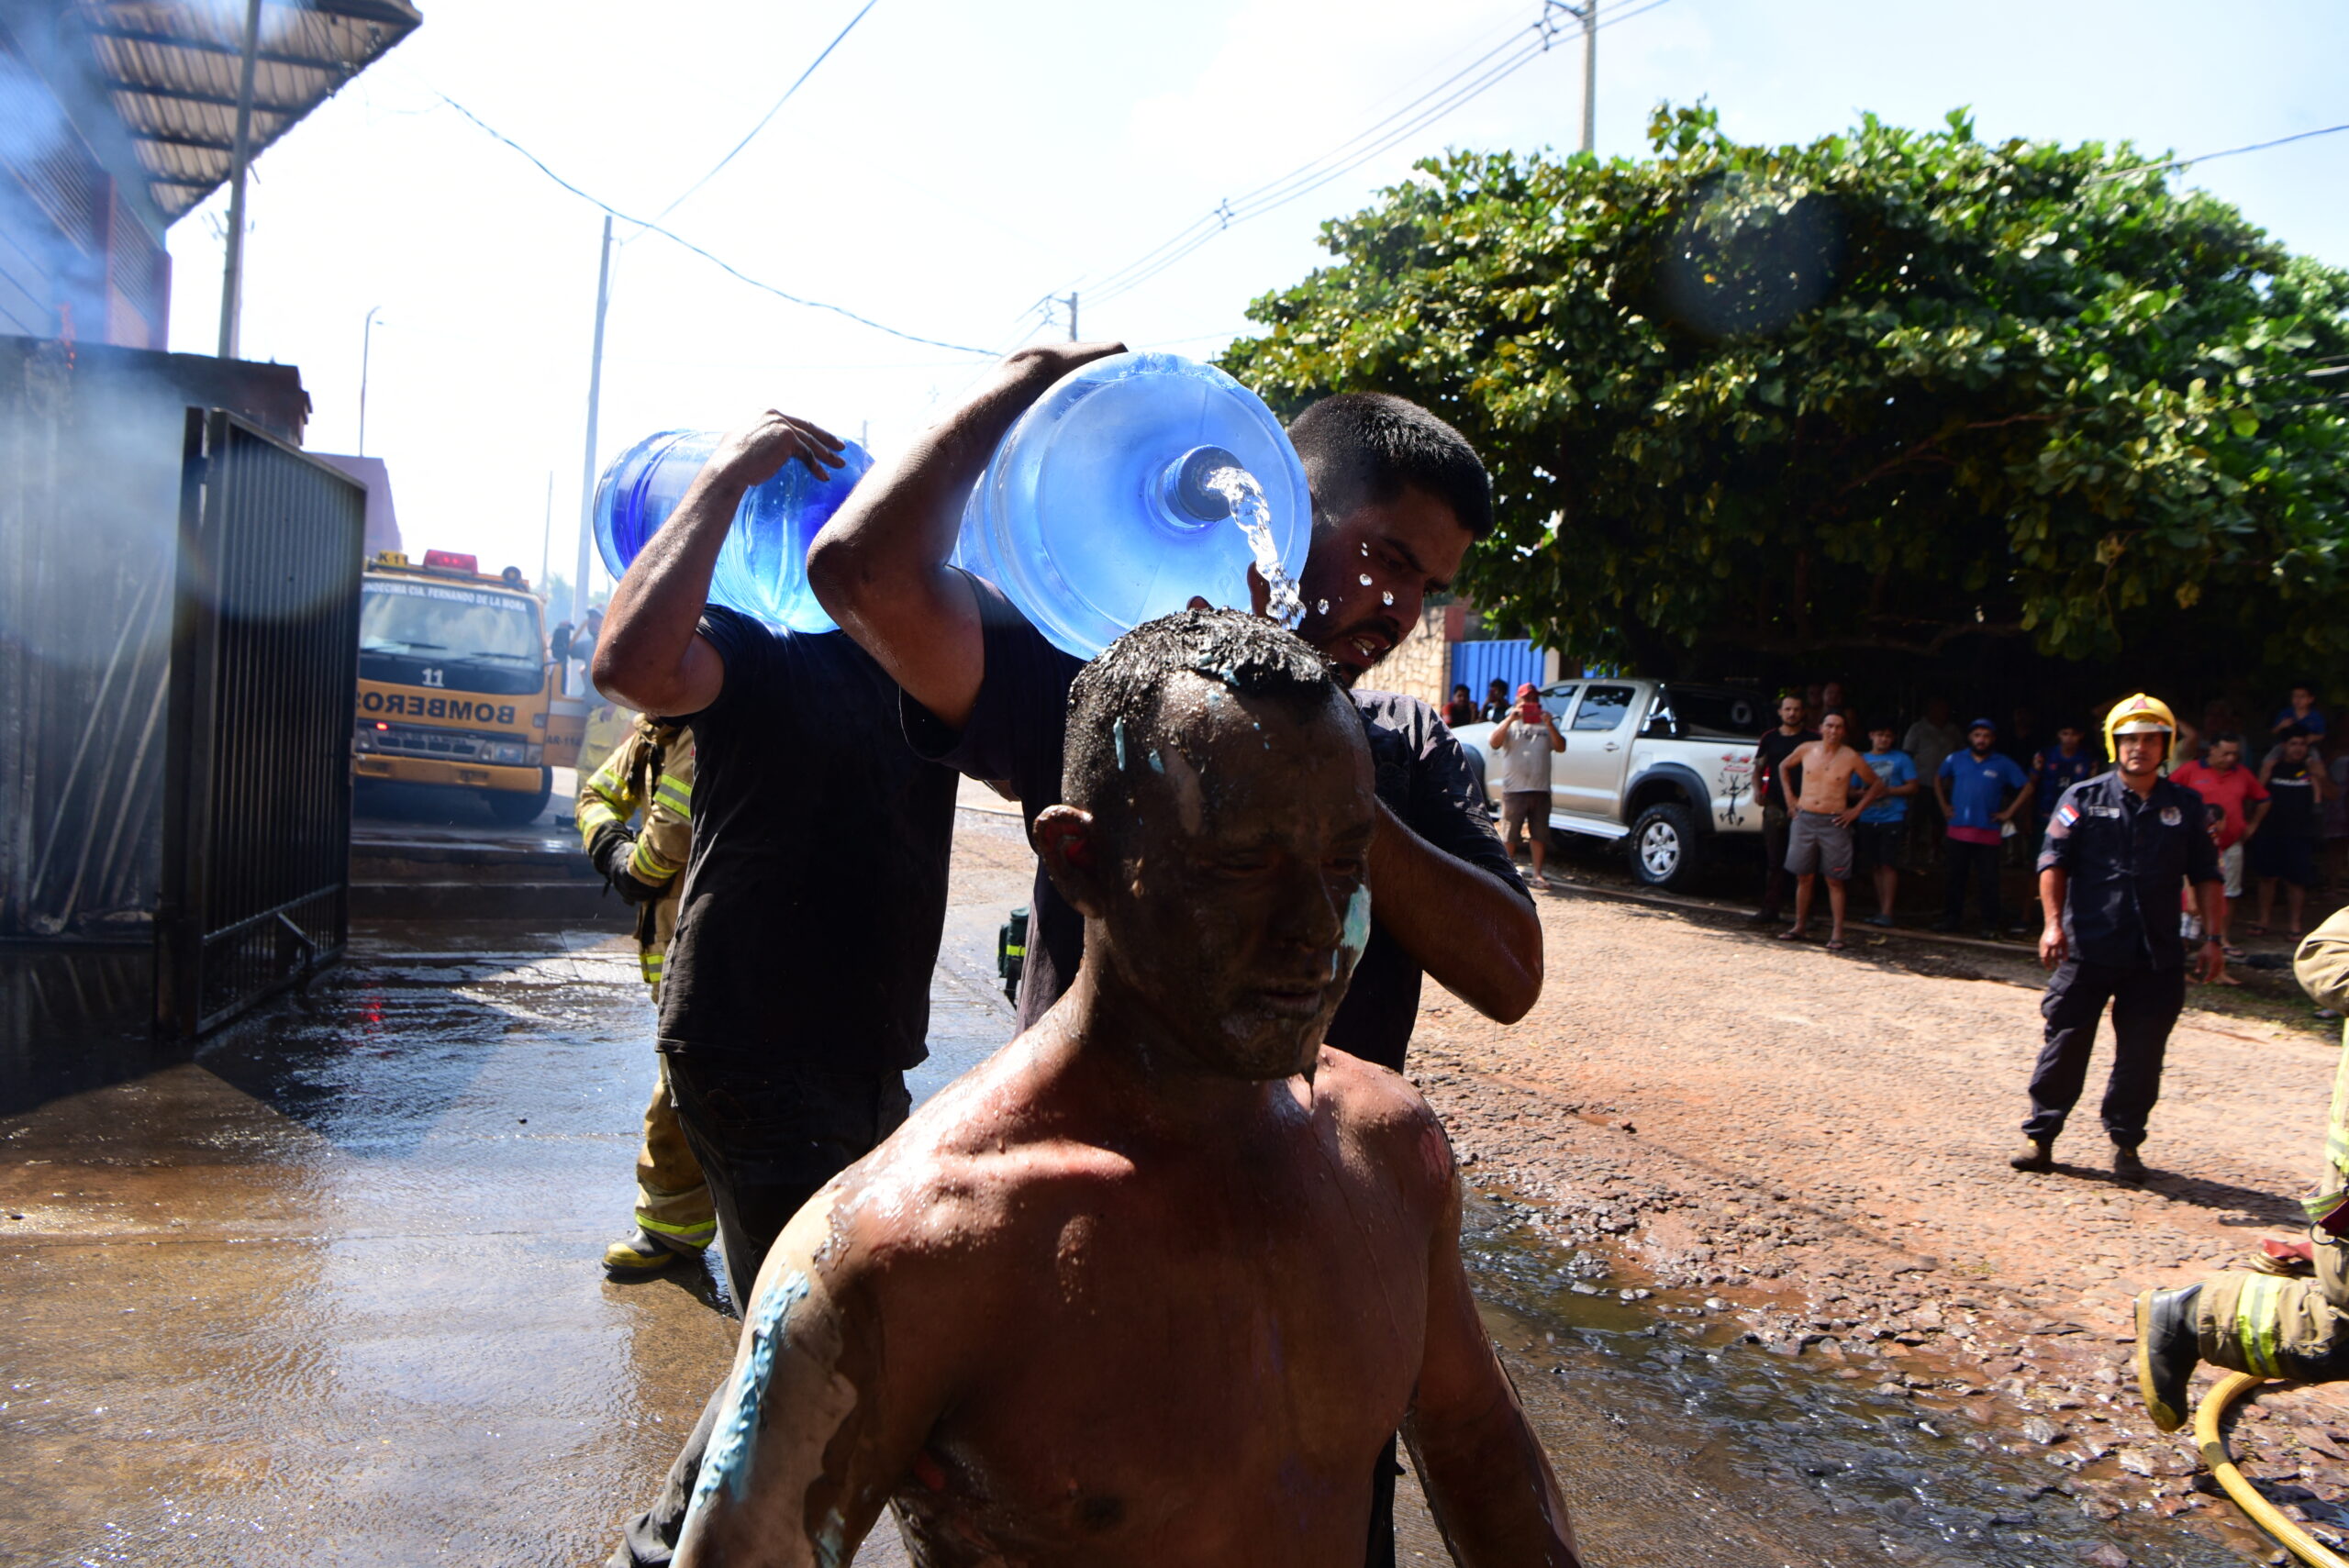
left=675, top=1191, right=950, bottom=1568
left=1405, top=1154, right=1578, bottom=1566
left=596, top=413, right=845, bottom=716
left=807, top=343, right=1122, bottom=732
left=1369, top=802, right=1543, bottom=1022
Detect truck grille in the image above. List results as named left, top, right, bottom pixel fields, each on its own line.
left=354, top=722, right=537, bottom=767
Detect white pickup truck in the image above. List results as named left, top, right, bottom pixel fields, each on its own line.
left=1453, top=678, right=1769, bottom=890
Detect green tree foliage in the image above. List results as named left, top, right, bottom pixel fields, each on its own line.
left=1223, top=106, right=2349, bottom=681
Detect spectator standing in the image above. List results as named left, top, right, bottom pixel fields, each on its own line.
left=1904, top=696, right=1965, bottom=864
left=1854, top=720, right=1919, bottom=928
left=1478, top=677, right=1510, bottom=722
left=2274, top=683, right=2328, bottom=741
left=2170, top=735, right=2268, bottom=956
left=1490, top=684, right=1564, bottom=880
left=2030, top=721, right=2100, bottom=840
left=1747, top=693, right=1818, bottom=926
left=2003, top=706, right=2042, bottom=770
left=1933, top=719, right=2032, bottom=938
left=1820, top=679, right=1849, bottom=717
left=1441, top=684, right=1479, bottom=728
left=1777, top=711, right=1884, bottom=950
left=2253, top=728, right=2328, bottom=938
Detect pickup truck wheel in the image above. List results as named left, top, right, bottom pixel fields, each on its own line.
left=1627, top=801, right=1703, bottom=890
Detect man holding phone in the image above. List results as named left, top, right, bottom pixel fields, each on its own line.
left=1491, top=684, right=1565, bottom=881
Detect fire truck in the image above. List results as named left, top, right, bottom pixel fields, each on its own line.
left=353, top=549, right=586, bottom=823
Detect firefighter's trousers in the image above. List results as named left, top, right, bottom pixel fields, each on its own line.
left=2197, top=1236, right=2349, bottom=1383
left=634, top=1058, right=715, bottom=1251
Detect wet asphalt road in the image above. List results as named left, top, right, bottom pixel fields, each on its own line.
left=1, top=808, right=1027, bottom=1567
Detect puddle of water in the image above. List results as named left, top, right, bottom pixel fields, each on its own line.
left=1457, top=1192, right=2264, bottom=1567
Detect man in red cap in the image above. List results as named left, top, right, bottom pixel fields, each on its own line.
left=1490, top=684, right=1564, bottom=880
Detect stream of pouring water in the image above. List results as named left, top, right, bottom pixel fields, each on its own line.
left=1205, top=464, right=1304, bottom=633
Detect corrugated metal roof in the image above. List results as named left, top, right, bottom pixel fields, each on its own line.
left=76, top=0, right=421, bottom=220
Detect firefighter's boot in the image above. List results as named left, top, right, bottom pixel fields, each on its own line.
left=603, top=1226, right=700, bottom=1281
left=2134, top=1284, right=2202, bottom=1433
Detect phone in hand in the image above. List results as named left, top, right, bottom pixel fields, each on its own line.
left=1518, top=700, right=1544, bottom=724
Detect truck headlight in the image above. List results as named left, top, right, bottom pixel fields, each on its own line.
left=353, top=726, right=375, bottom=753
left=524, top=744, right=544, bottom=766
left=488, top=741, right=527, bottom=764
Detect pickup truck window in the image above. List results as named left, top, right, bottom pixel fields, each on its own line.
left=1572, top=684, right=1636, bottom=731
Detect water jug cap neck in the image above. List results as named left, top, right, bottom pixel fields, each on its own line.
left=1162, top=445, right=1244, bottom=528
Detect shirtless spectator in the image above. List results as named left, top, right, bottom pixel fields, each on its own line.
left=671, top=612, right=1577, bottom=1568
left=1777, top=711, right=1885, bottom=951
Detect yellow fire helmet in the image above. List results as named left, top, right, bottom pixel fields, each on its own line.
left=2102, top=693, right=2177, bottom=760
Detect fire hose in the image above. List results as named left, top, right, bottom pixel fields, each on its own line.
left=2195, top=1372, right=2349, bottom=1568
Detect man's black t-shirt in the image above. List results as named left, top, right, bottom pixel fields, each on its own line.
left=2267, top=752, right=2321, bottom=839
left=905, top=573, right=1528, bottom=1073
left=661, top=608, right=958, bottom=1071
left=1753, top=727, right=1817, bottom=809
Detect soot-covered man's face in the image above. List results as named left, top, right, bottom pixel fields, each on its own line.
left=1099, top=680, right=1376, bottom=1079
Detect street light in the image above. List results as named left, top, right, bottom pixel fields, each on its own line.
left=358, top=306, right=384, bottom=456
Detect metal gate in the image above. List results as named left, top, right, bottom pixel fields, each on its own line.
left=156, top=411, right=365, bottom=1036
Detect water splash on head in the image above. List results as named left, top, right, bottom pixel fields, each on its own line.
left=1202, top=463, right=1303, bottom=635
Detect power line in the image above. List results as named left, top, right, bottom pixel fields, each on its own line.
left=1082, top=0, right=1676, bottom=310
left=650, top=0, right=881, bottom=224
left=428, top=88, right=993, bottom=356
left=2088, top=121, right=2349, bottom=183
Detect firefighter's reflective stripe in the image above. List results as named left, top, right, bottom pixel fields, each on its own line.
left=577, top=797, right=626, bottom=838
left=629, top=833, right=683, bottom=886
left=2236, top=1275, right=2288, bottom=1378
left=654, top=773, right=692, bottom=821
left=641, top=950, right=663, bottom=985
left=637, top=1211, right=715, bottom=1241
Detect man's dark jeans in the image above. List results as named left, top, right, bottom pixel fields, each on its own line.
left=2024, top=960, right=2186, bottom=1149
left=610, top=1050, right=910, bottom=1567
left=1760, top=802, right=1792, bottom=917
left=1943, top=837, right=2003, bottom=929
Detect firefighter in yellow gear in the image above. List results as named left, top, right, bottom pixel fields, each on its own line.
left=577, top=715, right=716, bottom=1278
left=2134, top=902, right=2349, bottom=1429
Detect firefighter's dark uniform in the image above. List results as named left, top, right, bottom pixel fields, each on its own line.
left=577, top=718, right=714, bottom=1255
left=2025, top=768, right=2223, bottom=1149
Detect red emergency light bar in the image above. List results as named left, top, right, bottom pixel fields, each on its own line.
left=422, top=549, right=478, bottom=573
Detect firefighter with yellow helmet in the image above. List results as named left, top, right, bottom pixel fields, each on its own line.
left=2011, top=694, right=2226, bottom=1182
left=576, top=714, right=716, bottom=1278
left=2132, top=906, right=2349, bottom=1431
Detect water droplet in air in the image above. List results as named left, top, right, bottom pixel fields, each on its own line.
left=1316, top=599, right=1329, bottom=615
left=1360, top=542, right=1369, bottom=556
left=1381, top=590, right=1394, bottom=606
left=1358, top=574, right=1373, bottom=587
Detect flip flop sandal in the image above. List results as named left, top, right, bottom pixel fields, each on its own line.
left=1776, top=927, right=1806, bottom=941
left=1825, top=939, right=1848, bottom=952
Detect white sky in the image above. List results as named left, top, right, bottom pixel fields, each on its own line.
left=162, top=0, right=2349, bottom=600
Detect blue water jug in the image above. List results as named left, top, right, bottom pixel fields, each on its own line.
left=594, top=429, right=874, bottom=633
left=955, top=351, right=1311, bottom=659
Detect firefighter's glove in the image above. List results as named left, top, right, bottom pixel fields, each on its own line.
left=589, top=824, right=664, bottom=906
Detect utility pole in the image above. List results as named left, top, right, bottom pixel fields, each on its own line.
left=572, top=216, right=614, bottom=627
left=1579, top=0, right=1597, bottom=156
left=1063, top=289, right=1078, bottom=340
left=539, top=471, right=554, bottom=596
left=215, top=0, right=262, bottom=359
left=358, top=306, right=383, bottom=455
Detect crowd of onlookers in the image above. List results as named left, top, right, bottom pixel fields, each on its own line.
left=1742, top=682, right=2342, bottom=955
left=1439, top=671, right=2345, bottom=958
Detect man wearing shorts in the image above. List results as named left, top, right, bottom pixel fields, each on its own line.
left=2172, top=734, right=2267, bottom=954
left=1491, top=683, right=1564, bottom=879
left=1778, top=711, right=1885, bottom=951
left=1854, top=720, right=1919, bottom=928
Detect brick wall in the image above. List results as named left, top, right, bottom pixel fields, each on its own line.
left=1374, top=605, right=1453, bottom=706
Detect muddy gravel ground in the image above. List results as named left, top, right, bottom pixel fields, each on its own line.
left=1422, top=867, right=2349, bottom=1561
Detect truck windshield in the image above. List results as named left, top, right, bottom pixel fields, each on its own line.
left=362, top=580, right=540, bottom=662
left=1656, top=686, right=1768, bottom=739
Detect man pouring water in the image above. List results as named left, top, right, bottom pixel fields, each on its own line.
left=807, top=343, right=1544, bottom=1562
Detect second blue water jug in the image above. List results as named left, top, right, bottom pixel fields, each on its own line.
left=956, top=352, right=1311, bottom=659
left=594, top=428, right=874, bottom=633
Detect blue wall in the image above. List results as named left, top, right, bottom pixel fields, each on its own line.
left=1450, top=639, right=1548, bottom=700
